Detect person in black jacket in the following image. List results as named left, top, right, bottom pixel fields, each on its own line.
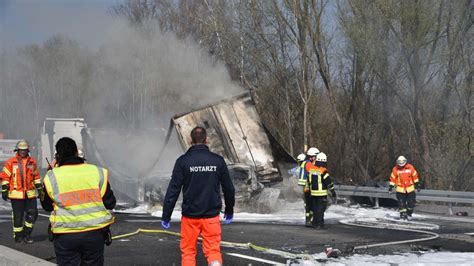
left=161, top=126, right=235, bottom=266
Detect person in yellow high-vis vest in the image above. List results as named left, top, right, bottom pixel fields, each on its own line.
left=40, top=137, right=116, bottom=266
left=296, top=153, right=311, bottom=226
left=0, top=139, right=41, bottom=243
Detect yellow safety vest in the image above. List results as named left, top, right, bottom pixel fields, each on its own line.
left=298, top=161, right=309, bottom=186
left=43, top=164, right=114, bottom=234
left=308, top=168, right=330, bottom=196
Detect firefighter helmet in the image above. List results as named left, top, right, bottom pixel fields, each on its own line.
left=316, top=152, right=327, bottom=162
left=397, top=156, right=407, bottom=167
left=297, top=153, right=306, bottom=162
left=306, top=147, right=320, bottom=156
left=15, top=139, right=29, bottom=151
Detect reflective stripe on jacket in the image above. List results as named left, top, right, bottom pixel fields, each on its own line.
left=43, top=164, right=114, bottom=234
left=307, top=165, right=334, bottom=196
left=389, top=163, right=419, bottom=193
left=297, top=161, right=309, bottom=186
left=0, top=155, right=40, bottom=199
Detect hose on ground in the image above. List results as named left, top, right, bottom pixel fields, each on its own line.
left=112, top=228, right=310, bottom=260
left=111, top=217, right=440, bottom=259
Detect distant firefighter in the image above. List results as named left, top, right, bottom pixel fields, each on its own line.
left=389, top=156, right=421, bottom=220
left=298, top=147, right=319, bottom=227
left=0, top=139, right=41, bottom=243
left=305, top=152, right=336, bottom=229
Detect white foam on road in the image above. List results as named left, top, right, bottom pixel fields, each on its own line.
left=290, top=251, right=474, bottom=266
left=212, top=203, right=422, bottom=224
left=115, top=203, right=149, bottom=214
left=117, top=202, right=429, bottom=224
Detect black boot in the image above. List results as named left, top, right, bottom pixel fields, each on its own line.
left=23, top=234, right=34, bottom=244
left=14, top=232, right=24, bottom=243
left=23, top=226, right=34, bottom=244
left=400, top=212, right=408, bottom=220
left=305, top=216, right=312, bottom=227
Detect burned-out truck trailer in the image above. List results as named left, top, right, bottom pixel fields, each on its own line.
left=170, top=93, right=296, bottom=212
left=172, top=93, right=290, bottom=183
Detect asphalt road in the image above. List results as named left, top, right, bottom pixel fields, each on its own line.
left=0, top=204, right=472, bottom=265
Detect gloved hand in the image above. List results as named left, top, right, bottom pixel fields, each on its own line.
left=35, top=183, right=45, bottom=199
left=1, top=184, right=8, bottom=201
left=415, top=183, right=421, bottom=192
left=161, top=220, right=170, bottom=229
left=303, top=187, right=310, bottom=193
left=388, top=185, right=394, bottom=194
left=330, top=190, right=336, bottom=198
left=224, top=213, right=233, bottom=224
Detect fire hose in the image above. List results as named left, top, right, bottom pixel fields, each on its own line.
left=111, top=227, right=311, bottom=260
left=109, top=217, right=439, bottom=262
left=38, top=211, right=440, bottom=263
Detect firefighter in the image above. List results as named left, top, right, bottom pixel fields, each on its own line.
left=162, top=126, right=235, bottom=266
left=0, top=139, right=41, bottom=243
left=389, top=156, right=420, bottom=220
left=296, top=153, right=310, bottom=226
left=306, top=152, right=336, bottom=229
left=41, top=137, right=116, bottom=265
left=300, top=147, right=319, bottom=227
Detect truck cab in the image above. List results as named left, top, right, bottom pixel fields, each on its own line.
left=0, top=139, right=19, bottom=169
left=38, top=118, right=87, bottom=173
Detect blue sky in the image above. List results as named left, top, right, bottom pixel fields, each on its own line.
left=0, top=0, right=119, bottom=48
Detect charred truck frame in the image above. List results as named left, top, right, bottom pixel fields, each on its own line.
left=168, top=93, right=295, bottom=212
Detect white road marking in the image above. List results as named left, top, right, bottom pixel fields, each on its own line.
left=225, top=253, right=285, bottom=265
left=465, top=232, right=474, bottom=236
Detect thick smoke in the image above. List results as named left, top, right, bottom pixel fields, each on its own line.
left=0, top=3, right=243, bottom=186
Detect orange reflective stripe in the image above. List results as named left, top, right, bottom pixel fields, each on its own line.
left=58, top=189, right=102, bottom=207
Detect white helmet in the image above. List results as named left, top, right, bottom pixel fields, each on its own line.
left=397, top=156, right=407, bottom=167
left=316, top=152, right=327, bottom=162
left=306, top=147, right=320, bottom=156
left=296, top=153, right=306, bottom=162
left=15, top=139, right=29, bottom=151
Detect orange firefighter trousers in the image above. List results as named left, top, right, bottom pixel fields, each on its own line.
left=180, top=215, right=222, bottom=266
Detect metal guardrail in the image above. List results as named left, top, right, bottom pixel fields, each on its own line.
left=334, top=185, right=474, bottom=215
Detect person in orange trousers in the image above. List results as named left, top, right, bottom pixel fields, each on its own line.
left=162, top=126, right=235, bottom=266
